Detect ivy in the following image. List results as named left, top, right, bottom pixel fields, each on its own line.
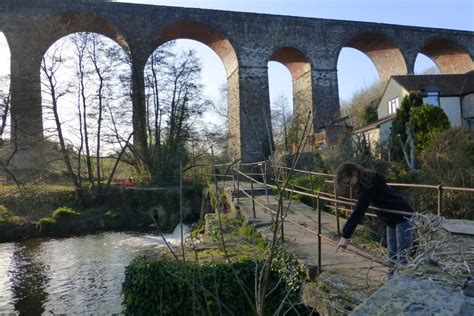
left=122, top=250, right=307, bottom=315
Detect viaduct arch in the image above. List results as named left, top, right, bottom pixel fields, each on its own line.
left=0, top=0, right=472, bottom=166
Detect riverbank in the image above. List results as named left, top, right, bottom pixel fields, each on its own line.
left=122, top=205, right=315, bottom=314
left=0, top=184, right=203, bottom=243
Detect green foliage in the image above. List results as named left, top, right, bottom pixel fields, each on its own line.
left=207, top=222, right=221, bottom=242
left=122, top=253, right=304, bottom=314
left=0, top=205, right=10, bottom=222
left=52, top=207, right=80, bottom=220
left=390, top=91, right=450, bottom=161
left=350, top=217, right=386, bottom=250
left=190, top=221, right=205, bottom=239
left=361, top=102, right=378, bottom=126
left=286, top=173, right=331, bottom=206
left=0, top=185, right=93, bottom=222
left=410, top=104, right=450, bottom=152
left=416, top=128, right=474, bottom=219
left=289, top=174, right=326, bottom=192
left=238, top=224, right=266, bottom=249
left=390, top=91, right=423, bottom=159
left=0, top=205, right=22, bottom=225
left=323, top=135, right=389, bottom=175
left=268, top=245, right=303, bottom=294
left=36, top=217, right=56, bottom=232
left=420, top=128, right=474, bottom=187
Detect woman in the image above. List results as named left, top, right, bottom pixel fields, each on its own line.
left=335, top=162, right=414, bottom=266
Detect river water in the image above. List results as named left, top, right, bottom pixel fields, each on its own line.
left=0, top=226, right=189, bottom=314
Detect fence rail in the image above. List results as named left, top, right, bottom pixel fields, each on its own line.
left=275, top=165, right=474, bottom=216
left=210, top=160, right=474, bottom=275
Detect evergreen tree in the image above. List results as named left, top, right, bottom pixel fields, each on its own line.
left=389, top=91, right=423, bottom=159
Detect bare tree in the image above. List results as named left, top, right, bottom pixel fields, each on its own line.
left=341, top=81, right=385, bottom=129
left=41, top=43, right=85, bottom=201
left=0, top=75, right=10, bottom=144
left=72, top=33, right=95, bottom=188
left=135, top=45, right=208, bottom=185
left=271, top=94, right=292, bottom=152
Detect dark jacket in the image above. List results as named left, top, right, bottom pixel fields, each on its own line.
left=342, top=173, right=414, bottom=239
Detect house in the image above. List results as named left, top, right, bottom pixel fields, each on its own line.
left=353, top=70, right=474, bottom=149
left=378, top=70, right=474, bottom=129
left=352, top=114, right=395, bottom=150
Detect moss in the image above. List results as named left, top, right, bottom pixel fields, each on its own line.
left=0, top=205, right=22, bottom=225
left=52, top=207, right=80, bottom=220
left=36, top=217, right=56, bottom=232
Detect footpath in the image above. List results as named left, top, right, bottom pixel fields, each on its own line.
left=224, top=181, right=474, bottom=315
left=225, top=182, right=388, bottom=314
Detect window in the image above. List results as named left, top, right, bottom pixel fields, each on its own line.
left=388, top=97, right=399, bottom=114
left=426, top=91, right=440, bottom=106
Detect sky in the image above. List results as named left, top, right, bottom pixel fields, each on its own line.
left=111, top=0, right=473, bottom=106
left=0, top=0, right=472, bottom=116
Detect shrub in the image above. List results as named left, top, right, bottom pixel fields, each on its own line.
left=52, top=207, right=80, bottom=220
left=411, top=104, right=450, bottom=153
left=190, top=221, right=205, bottom=239
left=415, top=128, right=474, bottom=219
left=206, top=222, right=221, bottom=242
left=238, top=224, right=266, bottom=249
left=122, top=254, right=305, bottom=315
left=0, top=205, right=10, bottom=221
left=36, top=217, right=56, bottom=231
left=0, top=205, right=22, bottom=225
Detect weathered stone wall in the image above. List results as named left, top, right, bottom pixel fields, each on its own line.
left=352, top=274, right=474, bottom=315
left=0, top=0, right=472, bottom=165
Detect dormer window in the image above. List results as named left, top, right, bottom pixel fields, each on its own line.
left=426, top=91, right=440, bottom=106
left=388, top=97, right=399, bottom=114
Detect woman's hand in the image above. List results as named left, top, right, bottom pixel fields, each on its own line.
left=336, top=237, right=348, bottom=252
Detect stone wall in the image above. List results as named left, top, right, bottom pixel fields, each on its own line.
left=0, top=0, right=472, bottom=166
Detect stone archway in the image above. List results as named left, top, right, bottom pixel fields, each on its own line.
left=269, top=47, right=312, bottom=140
left=151, top=21, right=243, bottom=160
left=420, top=38, right=473, bottom=74
left=343, top=32, right=407, bottom=82
left=4, top=10, right=131, bottom=173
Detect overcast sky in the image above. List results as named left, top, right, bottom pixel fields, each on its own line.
left=0, top=0, right=472, bottom=110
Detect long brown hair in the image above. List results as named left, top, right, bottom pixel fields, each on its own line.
left=336, top=162, right=375, bottom=191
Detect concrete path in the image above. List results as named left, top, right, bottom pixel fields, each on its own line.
left=227, top=182, right=389, bottom=306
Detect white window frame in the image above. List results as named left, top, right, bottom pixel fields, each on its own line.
left=388, top=97, right=399, bottom=114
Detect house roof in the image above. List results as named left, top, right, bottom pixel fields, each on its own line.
left=353, top=114, right=396, bottom=134
left=391, top=70, right=474, bottom=96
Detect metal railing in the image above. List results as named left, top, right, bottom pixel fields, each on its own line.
left=276, top=165, right=474, bottom=217
left=212, top=161, right=474, bottom=275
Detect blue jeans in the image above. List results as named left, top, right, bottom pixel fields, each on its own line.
left=386, top=219, right=414, bottom=266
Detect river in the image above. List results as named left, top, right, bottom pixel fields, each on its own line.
left=0, top=226, right=189, bottom=314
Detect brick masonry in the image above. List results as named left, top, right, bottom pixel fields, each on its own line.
left=0, top=0, right=472, bottom=164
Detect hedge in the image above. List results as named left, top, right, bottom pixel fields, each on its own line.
left=122, top=251, right=307, bottom=315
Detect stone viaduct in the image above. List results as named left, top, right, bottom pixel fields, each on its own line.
left=0, top=0, right=472, bottom=167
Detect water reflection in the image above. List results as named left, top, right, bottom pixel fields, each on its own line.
left=10, top=240, right=50, bottom=315
left=0, top=229, right=187, bottom=314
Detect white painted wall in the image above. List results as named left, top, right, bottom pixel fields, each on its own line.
left=438, top=97, right=462, bottom=127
